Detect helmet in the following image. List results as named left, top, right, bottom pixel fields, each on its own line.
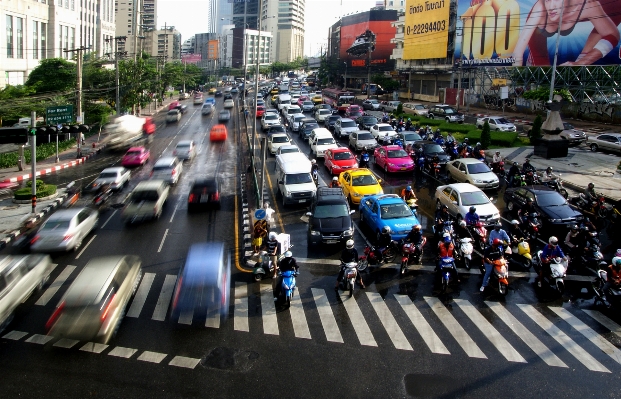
left=311, top=159, right=316, bottom=164
left=511, top=219, right=520, bottom=226
left=571, top=224, right=578, bottom=230
left=616, top=259, right=621, bottom=267
left=263, top=202, right=270, bottom=209
left=332, top=176, right=338, bottom=182
left=549, top=236, right=559, bottom=245
left=496, top=151, right=500, bottom=155
left=546, top=167, right=553, bottom=173
left=492, top=238, right=502, bottom=246
left=459, top=220, right=466, bottom=227
left=408, top=118, right=411, bottom=121
left=464, top=138, right=469, bottom=143
left=441, top=205, right=448, bottom=211
left=363, top=146, right=368, bottom=151
left=513, top=162, right=518, bottom=166
left=588, top=183, right=594, bottom=189
left=406, top=185, right=412, bottom=191
left=413, top=224, right=422, bottom=231
left=436, top=128, right=441, bottom=133
left=615, top=248, right=621, bottom=257
left=382, top=226, right=391, bottom=234
left=494, top=222, right=502, bottom=229
left=476, top=142, right=481, bottom=147
left=346, top=239, right=354, bottom=249
left=524, top=158, right=530, bottom=163
left=444, top=235, right=451, bottom=243
left=269, top=232, right=277, bottom=240
left=284, top=251, right=292, bottom=258
left=469, top=206, right=476, bottom=213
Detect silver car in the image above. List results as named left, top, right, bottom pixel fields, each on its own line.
left=559, top=122, right=586, bottom=145
left=435, top=183, right=500, bottom=226
left=31, top=208, right=99, bottom=252
left=151, top=156, right=183, bottom=185
left=173, top=140, right=196, bottom=161
left=334, top=118, right=359, bottom=139
left=86, top=167, right=131, bottom=192
left=446, top=159, right=500, bottom=189
left=588, top=133, right=621, bottom=153
left=349, top=131, right=377, bottom=151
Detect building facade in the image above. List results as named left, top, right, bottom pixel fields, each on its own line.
left=263, top=0, right=304, bottom=63
left=143, top=26, right=181, bottom=60
left=219, top=25, right=271, bottom=70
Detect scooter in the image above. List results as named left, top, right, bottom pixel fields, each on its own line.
left=279, top=269, right=298, bottom=307
left=361, top=241, right=399, bottom=265
left=521, top=213, right=541, bottom=240
left=426, top=159, right=441, bottom=178
left=439, top=256, right=457, bottom=293
left=467, top=222, right=487, bottom=251
left=491, top=161, right=505, bottom=177
left=491, top=257, right=510, bottom=296
left=592, top=263, right=621, bottom=309
left=455, top=237, right=474, bottom=270
left=63, top=181, right=80, bottom=208
left=338, top=261, right=359, bottom=297
left=535, top=251, right=568, bottom=293
left=359, top=153, right=370, bottom=168
left=508, top=236, right=532, bottom=269
left=524, top=171, right=541, bottom=185
left=541, top=174, right=568, bottom=198
left=311, top=169, right=318, bottom=186
left=579, top=241, right=604, bottom=271
left=252, top=251, right=276, bottom=282
left=93, top=184, right=113, bottom=209
left=400, top=237, right=426, bottom=275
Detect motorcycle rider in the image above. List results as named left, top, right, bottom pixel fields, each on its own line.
left=518, top=198, right=537, bottom=225
left=473, top=142, right=483, bottom=159
left=335, top=239, right=365, bottom=290
left=508, top=162, right=521, bottom=187
left=510, top=219, right=528, bottom=240
left=488, top=222, right=510, bottom=247
left=454, top=220, right=471, bottom=240
left=538, top=236, right=567, bottom=287
left=405, top=224, right=424, bottom=245
left=446, top=132, right=455, bottom=144
left=583, top=183, right=597, bottom=208
left=464, top=206, right=480, bottom=226
left=266, top=232, right=280, bottom=279
left=359, top=147, right=370, bottom=168
left=492, top=151, right=503, bottom=164
left=401, top=185, right=417, bottom=201
left=437, top=233, right=460, bottom=282
left=522, top=158, right=536, bottom=175
left=435, top=205, right=453, bottom=240
left=542, top=166, right=556, bottom=182
left=274, top=251, right=299, bottom=300
left=481, top=238, right=505, bottom=292
left=564, top=224, right=585, bottom=261
left=602, top=259, right=621, bottom=307
left=329, top=176, right=341, bottom=188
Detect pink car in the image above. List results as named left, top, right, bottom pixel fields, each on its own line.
left=373, top=145, right=414, bottom=173
left=121, top=146, right=150, bottom=167
left=296, top=96, right=309, bottom=107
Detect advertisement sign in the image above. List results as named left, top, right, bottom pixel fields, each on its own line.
left=339, top=9, right=398, bottom=70
left=46, top=105, right=73, bottom=124
left=208, top=39, right=219, bottom=60
left=455, top=0, right=621, bottom=67
left=403, top=0, right=451, bottom=59
left=181, top=54, right=202, bottom=64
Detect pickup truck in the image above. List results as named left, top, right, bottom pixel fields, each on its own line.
left=120, top=180, right=169, bottom=224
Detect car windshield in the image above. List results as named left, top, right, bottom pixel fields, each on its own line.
left=379, top=126, right=393, bottom=132
left=303, top=101, right=313, bottom=106
left=334, top=151, right=354, bottom=160
left=270, top=127, right=286, bottom=133
left=272, top=136, right=289, bottom=143
left=424, top=144, right=444, bottom=154
left=317, top=138, right=335, bottom=145
left=319, top=110, right=330, bottom=115
left=443, top=108, right=456, bottom=115
left=536, top=192, right=567, bottom=206
left=563, top=122, right=574, bottom=129
left=357, top=133, right=374, bottom=140
left=362, top=117, right=378, bottom=124
left=130, top=190, right=160, bottom=202
left=460, top=191, right=490, bottom=206
left=352, top=174, right=378, bottom=186
left=414, top=105, right=425, bottom=110
left=380, top=203, right=413, bottom=219
left=176, top=143, right=191, bottom=149
left=285, top=173, right=313, bottom=184
left=167, top=110, right=178, bottom=115
left=125, top=151, right=141, bottom=156
left=280, top=147, right=299, bottom=154
left=496, top=118, right=511, bottom=124
left=98, top=172, right=118, bottom=179
left=294, top=116, right=305, bottom=122
left=314, top=204, right=350, bottom=218
left=467, top=163, right=492, bottom=174
left=329, top=116, right=341, bottom=122
left=265, top=114, right=278, bottom=120
left=369, top=100, right=379, bottom=104
left=387, top=149, right=409, bottom=158
left=403, top=133, right=422, bottom=141
left=42, top=220, right=71, bottom=230
left=341, top=121, right=357, bottom=128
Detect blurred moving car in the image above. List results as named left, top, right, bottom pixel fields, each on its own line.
left=46, top=255, right=142, bottom=344
left=587, top=133, right=621, bottom=154
left=223, top=99, right=235, bottom=108
left=0, top=254, right=53, bottom=332
left=210, top=124, right=228, bottom=142
left=218, top=110, right=231, bottom=123
left=166, top=109, right=181, bottom=123
left=86, top=167, right=131, bottom=192
left=201, top=103, right=214, bottom=115
left=261, top=113, right=281, bottom=131
left=173, top=140, right=196, bottom=161
left=188, top=178, right=221, bottom=211
left=121, top=146, right=150, bottom=167
left=120, top=180, right=169, bottom=223
left=30, top=208, right=99, bottom=252
left=362, top=99, right=380, bottom=110
left=476, top=116, right=516, bottom=132
left=256, top=105, right=266, bottom=118
left=170, top=243, right=231, bottom=324
left=559, top=122, right=587, bottom=145
left=151, top=156, right=183, bottom=184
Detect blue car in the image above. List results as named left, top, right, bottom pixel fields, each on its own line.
left=359, top=194, right=420, bottom=241
left=204, top=97, right=216, bottom=105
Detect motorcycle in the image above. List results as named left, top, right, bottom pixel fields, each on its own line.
left=63, top=181, right=80, bottom=208
left=508, top=236, right=532, bottom=269
left=311, top=169, right=319, bottom=186
left=592, top=263, right=621, bottom=309
left=579, top=241, right=604, bottom=271
left=93, top=184, right=113, bottom=209
left=534, top=251, right=568, bottom=293
left=361, top=241, right=400, bottom=265
left=511, top=174, right=527, bottom=187
left=415, top=154, right=426, bottom=176
left=467, top=221, right=487, bottom=251
left=524, top=171, right=541, bottom=185
left=406, top=198, right=418, bottom=214
left=359, top=153, right=370, bottom=168
left=338, top=261, right=360, bottom=297
left=520, top=213, right=541, bottom=240
left=279, top=269, right=298, bottom=306
left=491, top=257, right=510, bottom=296
left=455, top=237, right=474, bottom=270
left=491, top=161, right=505, bottom=177
left=252, top=251, right=277, bottom=282
left=571, top=195, right=609, bottom=219
left=438, top=256, right=457, bottom=293
left=400, top=237, right=427, bottom=275
left=426, top=159, right=441, bottom=178
left=541, top=174, right=568, bottom=198
left=393, top=137, right=404, bottom=148
left=446, top=143, right=459, bottom=160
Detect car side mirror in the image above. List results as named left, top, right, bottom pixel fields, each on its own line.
left=278, top=180, right=283, bottom=185
left=452, top=201, right=458, bottom=205
left=377, top=179, right=382, bottom=184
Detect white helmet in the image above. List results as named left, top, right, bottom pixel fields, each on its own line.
left=332, top=176, right=338, bottom=182
left=284, top=251, right=292, bottom=258
left=511, top=219, right=520, bottom=226
left=346, top=239, right=354, bottom=249
left=549, top=236, right=559, bottom=245
left=311, top=159, right=316, bottom=164
left=459, top=220, right=466, bottom=227
left=269, top=232, right=277, bottom=240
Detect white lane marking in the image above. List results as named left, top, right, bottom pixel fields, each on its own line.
left=454, top=299, right=526, bottom=363
left=100, top=210, right=117, bottom=229
left=25, top=334, right=54, bottom=345
left=518, top=304, right=609, bottom=373
left=169, top=200, right=180, bottom=223
left=178, top=307, right=194, bottom=325
left=75, top=235, right=97, bottom=259
left=486, top=301, right=566, bottom=367
left=234, top=282, right=249, bottom=332
left=340, top=293, right=377, bottom=347
left=152, top=275, right=177, bottom=321
left=80, top=342, right=108, bottom=353
left=2, top=331, right=28, bottom=340
left=425, top=296, right=487, bottom=359
left=582, top=309, right=621, bottom=340
left=127, top=273, right=155, bottom=318
left=169, top=355, right=200, bottom=369
left=157, top=229, right=169, bottom=253
left=36, top=265, right=76, bottom=306
left=290, top=293, right=312, bottom=339
left=108, top=346, right=138, bottom=358
left=53, top=338, right=79, bottom=349
left=395, top=295, right=449, bottom=354
left=311, top=288, right=343, bottom=343
left=260, top=284, right=279, bottom=335
left=205, top=302, right=221, bottom=329
left=550, top=307, right=621, bottom=365
left=366, top=292, right=412, bottom=351
left=137, top=351, right=167, bottom=364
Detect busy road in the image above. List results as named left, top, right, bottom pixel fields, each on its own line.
left=1, top=89, right=620, bottom=398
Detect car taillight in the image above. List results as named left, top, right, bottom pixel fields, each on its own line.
left=212, top=192, right=220, bottom=201
left=101, top=294, right=116, bottom=321
left=30, top=235, right=40, bottom=245
left=63, top=234, right=73, bottom=241
left=171, top=169, right=176, bottom=176
left=188, top=193, right=195, bottom=203
left=46, top=301, right=65, bottom=331
left=172, top=277, right=183, bottom=310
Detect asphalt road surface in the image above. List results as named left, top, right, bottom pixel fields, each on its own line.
left=1, top=97, right=620, bottom=399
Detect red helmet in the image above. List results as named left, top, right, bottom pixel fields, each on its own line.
left=492, top=238, right=502, bottom=246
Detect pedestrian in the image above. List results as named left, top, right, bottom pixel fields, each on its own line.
left=253, top=219, right=267, bottom=253
left=79, top=132, right=85, bottom=146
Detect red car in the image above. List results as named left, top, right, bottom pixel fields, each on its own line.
left=373, top=145, right=415, bottom=173
left=346, top=105, right=362, bottom=117
left=296, top=96, right=309, bottom=107
left=121, top=146, right=150, bottom=167
left=324, top=148, right=358, bottom=175
left=210, top=124, right=228, bottom=141
left=256, top=105, right=266, bottom=118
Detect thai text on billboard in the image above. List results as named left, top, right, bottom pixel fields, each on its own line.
left=455, top=0, right=621, bottom=67
left=182, top=54, right=202, bottom=64
left=208, top=40, right=219, bottom=60
left=403, top=0, right=451, bottom=59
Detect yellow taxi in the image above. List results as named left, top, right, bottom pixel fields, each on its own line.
left=271, top=94, right=279, bottom=106
left=270, top=87, right=279, bottom=95
left=338, top=168, right=383, bottom=205
left=312, top=94, right=323, bottom=104
left=208, top=88, right=217, bottom=94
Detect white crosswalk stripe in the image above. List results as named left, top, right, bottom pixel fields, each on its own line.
left=340, top=293, right=377, bottom=347
left=289, top=293, right=311, bottom=339
left=366, top=292, right=412, bottom=351
left=234, top=282, right=249, bottom=332
left=127, top=273, right=155, bottom=318
left=518, top=304, right=610, bottom=373
left=395, top=295, right=449, bottom=355
left=311, top=288, right=343, bottom=343
left=35, top=265, right=76, bottom=306
left=152, top=275, right=176, bottom=321
left=486, top=302, right=567, bottom=368
left=582, top=309, right=621, bottom=340
left=260, top=284, right=279, bottom=335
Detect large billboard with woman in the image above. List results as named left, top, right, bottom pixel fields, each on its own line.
left=454, top=0, right=621, bottom=66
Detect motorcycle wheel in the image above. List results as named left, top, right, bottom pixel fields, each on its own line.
left=499, top=282, right=508, bottom=296
left=463, top=257, right=471, bottom=270
left=523, top=259, right=532, bottom=270
left=556, top=280, right=565, bottom=294
left=254, top=274, right=262, bottom=282
left=384, top=248, right=397, bottom=263
left=349, top=283, right=354, bottom=297
left=357, top=259, right=368, bottom=272
left=400, top=260, right=407, bottom=276
left=441, top=277, right=448, bottom=293
left=286, top=296, right=291, bottom=307
left=478, top=239, right=485, bottom=252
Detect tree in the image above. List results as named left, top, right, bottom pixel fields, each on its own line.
left=481, top=121, right=491, bottom=149
left=25, top=58, right=76, bottom=94
left=371, top=73, right=399, bottom=91
left=522, top=86, right=573, bottom=102
left=530, top=115, right=543, bottom=144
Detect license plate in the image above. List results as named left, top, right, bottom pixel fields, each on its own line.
left=401, top=167, right=407, bottom=170
left=299, top=199, right=306, bottom=203
left=200, top=196, right=209, bottom=203
left=326, top=240, right=338, bottom=244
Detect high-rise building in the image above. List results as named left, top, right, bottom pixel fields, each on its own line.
left=182, top=37, right=195, bottom=56
left=114, top=0, right=157, bottom=57
left=263, top=0, right=304, bottom=63
left=143, top=25, right=181, bottom=60
left=216, top=0, right=258, bottom=31
left=383, top=0, right=405, bottom=13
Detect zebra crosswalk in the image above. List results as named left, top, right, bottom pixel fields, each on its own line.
left=31, top=265, right=621, bottom=373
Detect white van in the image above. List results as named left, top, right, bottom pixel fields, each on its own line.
left=309, top=128, right=338, bottom=158
left=277, top=94, right=292, bottom=111
left=275, top=153, right=316, bottom=206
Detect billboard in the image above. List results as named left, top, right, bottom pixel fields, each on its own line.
left=208, top=39, right=219, bottom=60
left=339, top=9, right=398, bottom=70
left=403, top=0, right=451, bottom=59
left=181, top=54, right=202, bottom=64
left=455, top=0, right=621, bottom=67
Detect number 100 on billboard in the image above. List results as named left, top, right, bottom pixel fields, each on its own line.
left=403, top=0, right=451, bottom=60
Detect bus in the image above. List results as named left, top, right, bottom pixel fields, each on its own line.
left=322, top=88, right=355, bottom=112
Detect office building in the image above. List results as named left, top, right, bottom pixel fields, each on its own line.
left=262, top=0, right=304, bottom=63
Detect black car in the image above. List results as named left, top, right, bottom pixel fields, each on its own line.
left=267, top=124, right=287, bottom=136
left=224, top=93, right=233, bottom=100
left=356, top=115, right=378, bottom=130
left=188, top=178, right=221, bottom=211
left=175, top=105, right=188, bottom=114
left=215, top=90, right=222, bottom=97
left=413, top=141, right=451, bottom=165
left=307, top=187, right=354, bottom=246
left=218, top=110, right=231, bottom=122
left=503, top=186, right=583, bottom=230
left=299, top=119, right=319, bottom=139
left=326, top=115, right=342, bottom=132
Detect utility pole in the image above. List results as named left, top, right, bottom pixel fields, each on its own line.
left=133, top=0, right=141, bottom=61
left=255, top=0, right=264, bottom=204
left=64, top=45, right=87, bottom=157
left=106, top=36, right=127, bottom=115
left=30, top=111, right=37, bottom=214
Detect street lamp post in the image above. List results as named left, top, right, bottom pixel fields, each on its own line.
left=343, top=62, right=347, bottom=90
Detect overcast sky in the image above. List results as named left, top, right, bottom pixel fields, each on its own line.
left=158, top=0, right=379, bottom=57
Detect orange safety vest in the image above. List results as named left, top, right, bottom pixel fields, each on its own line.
left=438, top=242, right=454, bottom=258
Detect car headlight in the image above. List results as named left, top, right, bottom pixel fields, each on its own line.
left=285, top=191, right=292, bottom=197
left=342, top=228, right=353, bottom=237
left=353, top=192, right=361, bottom=197
left=550, top=219, right=562, bottom=223
left=473, top=179, right=482, bottom=183
left=310, top=230, right=320, bottom=236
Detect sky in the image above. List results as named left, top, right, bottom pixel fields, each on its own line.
left=158, top=0, right=380, bottom=57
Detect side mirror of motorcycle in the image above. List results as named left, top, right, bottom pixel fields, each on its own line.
left=305, top=212, right=312, bottom=217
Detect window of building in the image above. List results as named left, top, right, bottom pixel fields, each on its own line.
left=70, top=27, right=75, bottom=52
left=65, top=0, right=69, bottom=8
left=41, top=22, right=47, bottom=59
left=6, top=16, right=13, bottom=58
left=16, top=17, right=23, bottom=58
left=33, top=21, right=39, bottom=59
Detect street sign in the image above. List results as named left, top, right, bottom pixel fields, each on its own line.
left=46, top=105, right=74, bottom=124
left=254, top=209, right=266, bottom=220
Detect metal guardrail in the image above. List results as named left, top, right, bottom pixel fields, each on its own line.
left=240, top=97, right=261, bottom=203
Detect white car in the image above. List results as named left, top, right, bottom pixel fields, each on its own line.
left=310, top=129, right=338, bottom=158
left=446, top=159, right=499, bottom=189
left=261, top=113, right=281, bottom=131
left=301, top=101, right=314, bottom=112
left=87, top=166, right=131, bottom=192
left=370, top=123, right=398, bottom=140
left=403, top=103, right=428, bottom=116
left=434, top=183, right=500, bottom=226
left=31, top=208, right=99, bottom=252
left=173, top=140, right=196, bottom=161
left=476, top=116, right=516, bottom=132
left=268, top=133, right=292, bottom=155
left=277, top=145, right=301, bottom=155
left=315, top=108, right=332, bottom=123
left=290, top=113, right=306, bottom=132
left=349, top=131, right=377, bottom=151
left=284, top=105, right=302, bottom=123
left=362, top=99, right=380, bottom=110
left=224, top=98, right=235, bottom=108
left=333, top=118, right=359, bottom=139
left=166, top=109, right=181, bottom=123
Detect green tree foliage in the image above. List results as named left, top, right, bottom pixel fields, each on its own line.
left=522, top=86, right=573, bottom=102
left=530, top=114, right=543, bottom=144
left=371, top=73, right=399, bottom=91
left=25, top=58, right=76, bottom=94
left=480, top=121, right=491, bottom=149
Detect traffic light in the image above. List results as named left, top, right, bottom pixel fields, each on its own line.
left=0, top=127, right=28, bottom=144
